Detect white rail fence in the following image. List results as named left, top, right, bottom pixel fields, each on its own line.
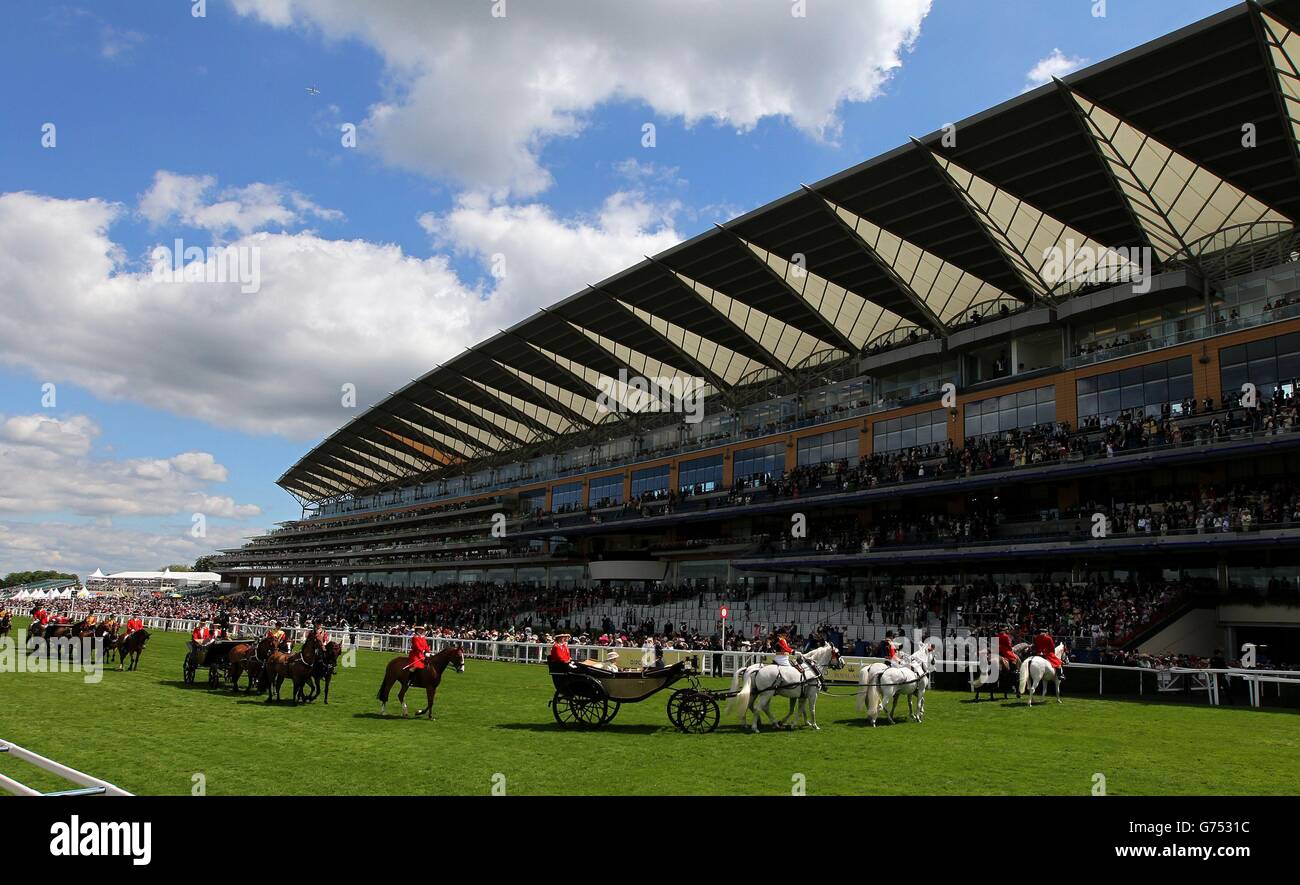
left=0, top=740, right=132, bottom=797
left=132, top=616, right=1300, bottom=710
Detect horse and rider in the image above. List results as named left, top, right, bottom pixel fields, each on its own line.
left=728, top=628, right=843, bottom=732
left=858, top=641, right=936, bottom=726
left=376, top=625, right=465, bottom=719
left=1019, top=628, right=1070, bottom=704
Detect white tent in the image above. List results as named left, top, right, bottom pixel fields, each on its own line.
left=88, top=568, right=106, bottom=580
left=30, top=589, right=47, bottom=599
left=13, top=589, right=31, bottom=600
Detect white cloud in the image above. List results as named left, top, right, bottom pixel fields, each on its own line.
left=0, top=413, right=259, bottom=520
left=0, top=183, right=682, bottom=440
left=1025, top=48, right=1088, bottom=90
left=0, top=519, right=261, bottom=582
left=138, top=171, right=343, bottom=239
left=230, top=0, right=931, bottom=197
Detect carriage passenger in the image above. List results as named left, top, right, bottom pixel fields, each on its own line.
left=548, top=632, right=572, bottom=667
left=191, top=622, right=212, bottom=651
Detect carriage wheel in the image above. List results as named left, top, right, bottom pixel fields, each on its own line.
left=182, top=652, right=196, bottom=685
left=669, top=689, right=719, bottom=734
left=600, top=701, right=621, bottom=725
left=551, top=690, right=608, bottom=728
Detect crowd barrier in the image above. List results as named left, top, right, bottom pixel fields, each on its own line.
left=128, top=616, right=1299, bottom=710
left=0, top=740, right=132, bottom=796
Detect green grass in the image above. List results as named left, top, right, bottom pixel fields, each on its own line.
left=1, top=619, right=1296, bottom=795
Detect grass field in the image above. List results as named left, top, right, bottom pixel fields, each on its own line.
left=1, top=620, right=1296, bottom=796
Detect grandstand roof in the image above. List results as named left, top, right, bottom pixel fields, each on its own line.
left=279, top=0, right=1300, bottom=505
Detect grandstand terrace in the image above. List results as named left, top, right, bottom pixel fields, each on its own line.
left=213, top=0, right=1300, bottom=657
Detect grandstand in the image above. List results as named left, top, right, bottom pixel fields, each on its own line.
left=212, top=1, right=1300, bottom=664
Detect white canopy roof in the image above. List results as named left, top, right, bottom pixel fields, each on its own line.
left=105, top=570, right=220, bottom=583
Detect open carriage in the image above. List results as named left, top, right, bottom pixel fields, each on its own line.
left=548, top=659, right=721, bottom=733
left=183, top=638, right=252, bottom=687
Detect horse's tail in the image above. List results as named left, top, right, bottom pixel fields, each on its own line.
left=855, top=666, right=872, bottom=712
left=865, top=675, right=882, bottom=719
left=1018, top=657, right=1031, bottom=695
left=728, top=665, right=745, bottom=698
left=727, top=667, right=755, bottom=719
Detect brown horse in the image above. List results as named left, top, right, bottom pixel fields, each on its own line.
left=307, top=641, right=344, bottom=705
left=264, top=635, right=320, bottom=704
left=28, top=621, right=77, bottom=664
left=228, top=637, right=275, bottom=694
left=376, top=645, right=465, bottom=719
left=117, top=628, right=150, bottom=671
left=0, top=615, right=11, bottom=639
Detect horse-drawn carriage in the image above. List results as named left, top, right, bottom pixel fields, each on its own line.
left=183, top=638, right=252, bottom=687
left=548, top=659, right=722, bottom=733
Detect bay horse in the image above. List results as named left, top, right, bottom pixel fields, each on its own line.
left=308, top=641, right=344, bottom=705
left=377, top=645, right=465, bottom=719
left=969, top=646, right=1018, bottom=702
left=29, top=621, right=77, bottom=665
left=117, top=628, right=150, bottom=671
left=0, top=614, right=11, bottom=639
left=228, top=637, right=275, bottom=694
left=264, top=635, right=320, bottom=704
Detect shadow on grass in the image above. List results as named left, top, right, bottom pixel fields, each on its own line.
left=493, top=722, right=663, bottom=735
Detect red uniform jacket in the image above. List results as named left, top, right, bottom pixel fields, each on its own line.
left=125, top=618, right=143, bottom=633
left=1033, top=633, right=1061, bottom=668
left=775, top=637, right=793, bottom=655
left=998, top=632, right=1018, bottom=662
left=192, top=626, right=209, bottom=643
left=407, top=634, right=430, bottom=669
left=36, top=610, right=50, bottom=625
left=548, top=640, right=571, bottom=665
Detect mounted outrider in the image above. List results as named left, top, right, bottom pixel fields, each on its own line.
left=547, top=659, right=727, bottom=733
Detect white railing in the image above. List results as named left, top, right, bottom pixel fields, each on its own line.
left=0, top=740, right=132, bottom=796
left=133, top=617, right=1300, bottom=709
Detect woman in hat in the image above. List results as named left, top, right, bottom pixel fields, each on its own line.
left=548, top=631, right=572, bottom=667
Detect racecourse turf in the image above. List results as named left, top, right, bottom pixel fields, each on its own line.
left=0, top=620, right=1296, bottom=796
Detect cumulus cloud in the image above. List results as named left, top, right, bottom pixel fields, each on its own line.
left=0, top=413, right=259, bottom=520
left=138, top=171, right=343, bottom=239
left=0, top=183, right=682, bottom=440
left=230, top=0, right=931, bottom=197
left=1025, top=48, right=1088, bottom=90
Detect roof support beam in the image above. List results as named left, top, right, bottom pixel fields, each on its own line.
left=1250, top=4, right=1300, bottom=195
left=711, top=224, right=864, bottom=353
left=797, top=186, right=949, bottom=335
left=642, top=255, right=793, bottom=380
left=587, top=283, right=733, bottom=397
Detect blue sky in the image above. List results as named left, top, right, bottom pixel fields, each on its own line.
left=0, top=0, right=1240, bottom=577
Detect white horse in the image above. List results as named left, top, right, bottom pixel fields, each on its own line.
left=1018, top=643, right=1069, bottom=705
left=727, top=642, right=841, bottom=732
left=860, top=643, right=935, bottom=726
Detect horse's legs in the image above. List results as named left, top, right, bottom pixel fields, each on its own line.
left=1055, top=676, right=1062, bottom=704
left=324, top=675, right=331, bottom=705
left=777, top=695, right=797, bottom=728
left=886, top=690, right=899, bottom=724
left=806, top=691, right=819, bottom=730
left=418, top=685, right=436, bottom=719
left=397, top=677, right=410, bottom=718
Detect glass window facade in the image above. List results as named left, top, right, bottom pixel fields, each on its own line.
left=965, top=385, right=1056, bottom=438
left=1219, top=332, right=1300, bottom=401
left=1077, top=357, right=1192, bottom=422
left=630, top=464, right=670, bottom=498
left=589, top=473, right=624, bottom=507
left=518, top=489, right=546, bottom=515
left=551, top=481, right=582, bottom=511
left=678, top=455, right=723, bottom=494
left=873, top=409, right=948, bottom=454
left=796, top=427, right=856, bottom=466
left=734, top=443, right=784, bottom=484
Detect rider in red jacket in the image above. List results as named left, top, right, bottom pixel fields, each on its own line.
left=406, top=626, right=430, bottom=671
left=997, top=628, right=1019, bottom=672
left=1033, top=629, right=1064, bottom=681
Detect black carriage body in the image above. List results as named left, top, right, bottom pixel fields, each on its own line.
left=547, top=660, right=719, bottom=733
left=183, top=638, right=255, bottom=686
